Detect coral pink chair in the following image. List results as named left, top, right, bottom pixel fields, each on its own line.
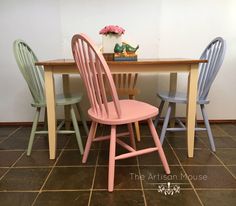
left=71, top=33, right=170, bottom=192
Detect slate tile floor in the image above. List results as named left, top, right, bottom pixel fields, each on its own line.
left=0, top=124, right=235, bottom=206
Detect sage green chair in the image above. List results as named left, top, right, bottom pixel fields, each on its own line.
left=13, top=39, right=88, bottom=156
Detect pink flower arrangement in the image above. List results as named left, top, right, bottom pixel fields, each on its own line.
left=99, top=25, right=125, bottom=35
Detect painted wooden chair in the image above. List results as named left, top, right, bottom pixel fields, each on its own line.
left=108, top=73, right=141, bottom=141
left=72, top=33, right=170, bottom=192
left=154, top=37, right=226, bottom=151
left=13, top=39, right=88, bottom=156
left=100, top=45, right=141, bottom=141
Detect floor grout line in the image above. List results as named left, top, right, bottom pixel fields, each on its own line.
left=215, top=124, right=233, bottom=137
left=197, top=133, right=236, bottom=180
left=0, top=148, right=101, bottom=152
left=225, top=136, right=236, bottom=143
left=199, top=125, right=236, bottom=146
left=1, top=187, right=236, bottom=193
left=31, top=136, right=71, bottom=206
left=166, top=138, right=204, bottom=206
left=0, top=165, right=95, bottom=169
left=195, top=188, right=236, bottom=190
left=0, top=124, right=236, bottom=204
left=1, top=144, right=235, bottom=151
left=87, top=149, right=99, bottom=206
left=137, top=157, right=147, bottom=206
left=216, top=124, right=236, bottom=143
left=0, top=149, right=28, bottom=152
left=0, top=151, right=26, bottom=181
left=211, top=151, right=236, bottom=180
left=0, top=190, right=39, bottom=193
left=196, top=135, right=226, bottom=167
left=0, top=126, right=22, bottom=144
left=3, top=163, right=233, bottom=169
left=87, top=124, right=104, bottom=206
left=0, top=147, right=218, bottom=151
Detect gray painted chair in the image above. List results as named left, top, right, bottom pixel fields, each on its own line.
left=154, top=37, right=226, bottom=151
left=13, top=40, right=88, bottom=156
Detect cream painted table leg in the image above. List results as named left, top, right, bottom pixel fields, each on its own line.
left=169, top=73, right=177, bottom=127
left=44, top=67, right=57, bottom=159
left=186, top=64, right=198, bottom=158
left=63, top=74, right=71, bottom=129
left=129, top=95, right=141, bottom=142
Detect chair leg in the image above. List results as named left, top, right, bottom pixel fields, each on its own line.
left=44, top=107, right=47, bottom=130
left=128, top=123, right=136, bottom=150
left=160, top=104, right=172, bottom=144
left=200, top=104, right=216, bottom=152
left=154, top=100, right=165, bottom=128
left=76, top=103, right=89, bottom=135
left=147, top=119, right=170, bottom=174
left=64, top=105, right=71, bottom=129
left=82, top=121, right=97, bottom=163
left=195, top=114, right=198, bottom=128
left=70, top=105, right=84, bottom=155
left=134, top=122, right=141, bottom=142
left=108, top=125, right=117, bottom=192
left=169, top=102, right=176, bottom=127
left=27, top=107, right=41, bottom=156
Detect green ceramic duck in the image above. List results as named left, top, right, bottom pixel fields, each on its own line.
left=114, top=43, right=125, bottom=53
left=122, top=42, right=139, bottom=54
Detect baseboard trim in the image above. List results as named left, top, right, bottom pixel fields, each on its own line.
left=0, top=119, right=235, bottom=126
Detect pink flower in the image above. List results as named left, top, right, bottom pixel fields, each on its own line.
left=99, top=25, right=125, bottom=35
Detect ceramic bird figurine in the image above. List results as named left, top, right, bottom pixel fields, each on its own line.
left=114, top=43, right=125, bottom=53
left=122, top=42, right=139, bottom=54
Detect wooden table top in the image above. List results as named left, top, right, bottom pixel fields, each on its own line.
left=36, top=58, right=207, bottom=66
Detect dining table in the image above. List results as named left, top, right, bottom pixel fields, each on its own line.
left=36, top=58, right=207, bottom=159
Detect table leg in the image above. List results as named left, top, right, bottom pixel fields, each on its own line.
left=129, top=95, right=141, bottom=142
left=186, top=64, right=198, bottom=158
left=63, top=74, right=71, bottom=129
left=44, top=68, right=57, bottom=159
left=169, top=73, right=177, bottom=127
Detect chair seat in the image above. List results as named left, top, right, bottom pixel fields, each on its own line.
left=157, top=91, right=209, bottom=104
left=31, top=93, right=83, bottom=107
left=88, top=99, right=158, bottom=125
